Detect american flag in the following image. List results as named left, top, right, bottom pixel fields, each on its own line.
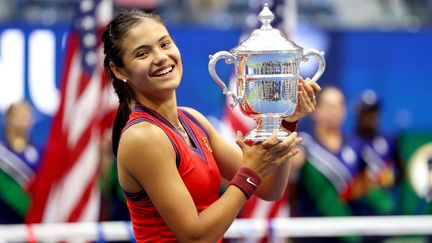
left=26, top=0, right=116, bottom=223
left=218, top=0, right=297, bottom=241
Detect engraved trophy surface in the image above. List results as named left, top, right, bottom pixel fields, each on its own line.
left=208, top=3, right=326, bottom=143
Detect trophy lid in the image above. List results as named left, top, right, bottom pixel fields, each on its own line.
left=232, top=3, right=302, bottom=54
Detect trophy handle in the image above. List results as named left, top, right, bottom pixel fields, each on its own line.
left=301, top=49, right=326, bottom=82
left=208, top=51, right=239, bottom=107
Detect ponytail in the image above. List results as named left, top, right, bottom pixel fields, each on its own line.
left=112, top=102, right=130, bottom=157
left=111, top=82, right=134, bottom=157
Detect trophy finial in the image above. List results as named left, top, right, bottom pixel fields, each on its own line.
left=258, top=3, right=274, bottom=30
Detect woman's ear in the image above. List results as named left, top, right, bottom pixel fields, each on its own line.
left=109, top=61, right=128, bottom=81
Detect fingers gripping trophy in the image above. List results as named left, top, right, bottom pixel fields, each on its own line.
left=208, top=3, right=326, bottom=144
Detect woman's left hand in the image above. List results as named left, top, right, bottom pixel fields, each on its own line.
left=284, top=77, right=321, bottom=122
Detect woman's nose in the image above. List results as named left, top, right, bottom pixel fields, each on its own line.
left=153, top=49, right=168, bottom=65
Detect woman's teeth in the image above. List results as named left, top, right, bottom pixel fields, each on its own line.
left=153, top=66, right=173, bottom=77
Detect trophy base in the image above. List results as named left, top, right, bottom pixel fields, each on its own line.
left=244, top=126, right=291, bottom=145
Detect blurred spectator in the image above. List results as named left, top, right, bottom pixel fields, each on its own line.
left=0, top=101, right=41, bottom=224
left=350, top=89, right=401, bottom=217
left=291, top=86, right=363, bottom=243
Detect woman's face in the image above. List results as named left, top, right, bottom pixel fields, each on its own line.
left=118, top=18, right=183, bottom=100
left=314, top=88, right=346, bottom=129
left=6, top=103, right=33, bottom=134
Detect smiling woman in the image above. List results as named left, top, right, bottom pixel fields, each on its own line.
left=101, top=9, right=320, bottom=242
left=108, top=17, right=182, bottom=101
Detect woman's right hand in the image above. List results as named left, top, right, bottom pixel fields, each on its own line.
left=235, top=131, right=302, bottom=178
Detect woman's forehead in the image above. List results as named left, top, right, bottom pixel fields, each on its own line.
left=126, top=19, right=168, bottom=41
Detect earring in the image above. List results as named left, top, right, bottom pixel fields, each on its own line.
left=122, top=79, right=127, bottom=83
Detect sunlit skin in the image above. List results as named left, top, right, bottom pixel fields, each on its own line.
left=109, top=17, right=320, bottom=242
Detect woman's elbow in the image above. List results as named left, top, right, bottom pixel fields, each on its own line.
left=177, top=235, right=219, bottom=243
left=256, top=189, right=285, bottom=201
left=174, top=227, right=220, bottom=243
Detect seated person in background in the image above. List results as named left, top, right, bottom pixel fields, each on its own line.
left=0, top=101, right=41, bottom=224
left=350, top=89, right=401, bottom=216
left=291, top=86, right=363, bottom=243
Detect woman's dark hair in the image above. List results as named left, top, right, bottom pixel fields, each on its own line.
left=102, top=9, right=164, bottom=156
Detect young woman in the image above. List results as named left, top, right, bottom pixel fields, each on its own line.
left=292, top=86, right=363, bottom=243
left=102, top=9, right=320, bottom=242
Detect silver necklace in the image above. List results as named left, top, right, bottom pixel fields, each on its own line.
left=176, top=123, right=189, bottom=142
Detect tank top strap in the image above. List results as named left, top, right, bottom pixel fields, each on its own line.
left=178, top=108, right=211, bottom=140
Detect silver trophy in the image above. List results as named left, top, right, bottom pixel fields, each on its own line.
left=208, top=3, right=326, bottom=143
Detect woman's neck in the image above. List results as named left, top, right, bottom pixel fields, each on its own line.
left=314, top=125, right=343, bottom=153
left=135, top=93, right=180, bottom=126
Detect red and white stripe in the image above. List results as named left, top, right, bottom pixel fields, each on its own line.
left=26, top=0, right=116, bottom=223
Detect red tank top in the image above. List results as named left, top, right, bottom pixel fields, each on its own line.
left=122, top=104, right=221, bottom=242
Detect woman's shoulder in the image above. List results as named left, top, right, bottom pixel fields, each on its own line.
left=179, top=107, right=210, bottom=125
left=180, top=106, right=204, bottom=118
left=117, top=120, right=178, bottom=191
left=179, top=106, right=216, bottom=136
left=118, top=121, right=176, bottom=171
left=120, top=121, right=171, bottom=153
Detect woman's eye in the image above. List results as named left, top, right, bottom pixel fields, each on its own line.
left=161, top=42, right=171, bottom=48
left=137, top=51, right=149, bottom=57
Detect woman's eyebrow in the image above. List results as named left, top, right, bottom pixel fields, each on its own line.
left=131, top=35, right=170, bottom=53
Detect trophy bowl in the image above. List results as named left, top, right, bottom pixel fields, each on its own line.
left=208, top=3, right=326, bottom=143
